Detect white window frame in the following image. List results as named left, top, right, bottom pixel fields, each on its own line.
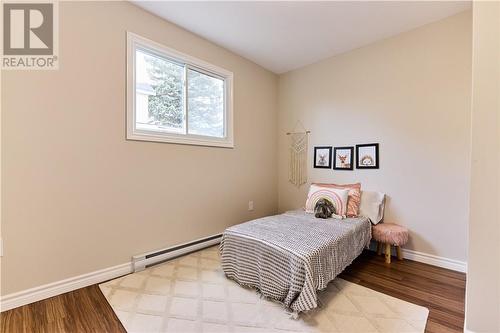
left=127, top=32, right=234, bottom=148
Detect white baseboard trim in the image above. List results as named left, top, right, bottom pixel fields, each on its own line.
left=368, top=241, right=467, bottom=273
left=0, top=235, right=222, bottom=312
left=0, top=262, right=133, bottom=312
left=401, top=248, right=467, bottom=273
left=2, top=237, right=465, bottom=312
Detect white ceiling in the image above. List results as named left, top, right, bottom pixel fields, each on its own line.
left=133, top=1, right=471, bottom=74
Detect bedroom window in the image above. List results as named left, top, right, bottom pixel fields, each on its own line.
left=127, top=32, right=234, bottom=148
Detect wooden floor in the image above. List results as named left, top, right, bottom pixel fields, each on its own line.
left=1, top=250, right=465, bottom=333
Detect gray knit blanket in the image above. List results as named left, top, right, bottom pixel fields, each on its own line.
left=220, top=210, right=371, bottom=313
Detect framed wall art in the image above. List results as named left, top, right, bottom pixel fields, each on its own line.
left=314, top=146, right=332, bottom=168
left=333, top=146, right=354, bottom=170
left=356, top=143, right=379, bottom=169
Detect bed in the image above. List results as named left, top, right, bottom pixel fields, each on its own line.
left=220, top=210, right=371, bottom=314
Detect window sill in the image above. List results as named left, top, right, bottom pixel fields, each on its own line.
left=126, top=131, right=234, bottom=148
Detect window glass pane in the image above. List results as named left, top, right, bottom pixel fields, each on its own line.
left=187, top=69, right=224, bottom=138
left=135, top=49, right=185, bottom=134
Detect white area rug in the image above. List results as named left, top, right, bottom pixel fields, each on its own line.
left=100, top=246, right=429, bottom=333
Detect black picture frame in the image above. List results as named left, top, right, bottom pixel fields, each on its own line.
left=356, top=143, right=379, bottom=169
left=333, top=146, right=354, bottom=170
left=313, top=146, right=332, bottom=169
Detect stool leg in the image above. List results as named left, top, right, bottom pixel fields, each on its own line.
left=396, top=246, right=403, bottom=260
left=376, top=241, right=382, bottom=255
left=385, top=243, right=391, bottom=264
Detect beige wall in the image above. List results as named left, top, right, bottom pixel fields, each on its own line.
left=465, top=1, right=500, bottom=332
left=278, top=12, right=472, bottom=262
left=1, top=2, right=279, bottom=295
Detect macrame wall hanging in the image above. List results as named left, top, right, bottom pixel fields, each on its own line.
left=287, top=122, right=310, bottom=187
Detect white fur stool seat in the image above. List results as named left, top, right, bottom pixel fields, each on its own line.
left=372, top=223, right=409, bottom=264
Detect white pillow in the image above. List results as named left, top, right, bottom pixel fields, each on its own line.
left=305, top=184, right=350, bottom=218
left=358, top=191, right=386, bottom=224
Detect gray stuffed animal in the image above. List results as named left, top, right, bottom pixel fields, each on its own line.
left=314, top=198, right=336, bottom=219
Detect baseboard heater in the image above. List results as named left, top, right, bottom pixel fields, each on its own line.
left=132, top=234, right=222, bottom=272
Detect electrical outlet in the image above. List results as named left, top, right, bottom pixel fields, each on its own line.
left=248, top=201, right=254, bottom=211
left=0, top=238, right=3, bottom=257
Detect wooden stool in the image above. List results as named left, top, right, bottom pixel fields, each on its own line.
left=372, top=223, right=409, bottom=264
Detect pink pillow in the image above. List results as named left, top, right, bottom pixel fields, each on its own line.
left=313, top=183, right=361, bottom=217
